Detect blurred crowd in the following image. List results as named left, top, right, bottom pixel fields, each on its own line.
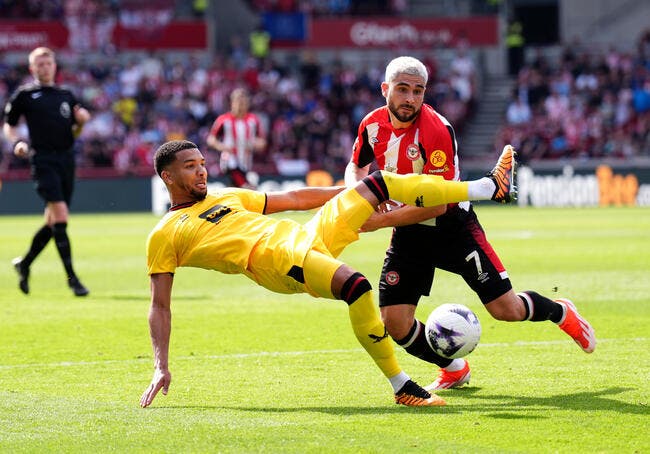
left=0, top=0, right=405, bottom=20
left=495, top=30, right=650, bottom=163
left=247, top=0, right=407, bottom=16
left=1, top=0, right=648, bottom=177
left=0, top=46, right=475, bottom=177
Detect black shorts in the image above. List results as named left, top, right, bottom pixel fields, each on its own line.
left=226, top=167, right=250, bottom=188
left=378, top=205, right=512, bottom=307
left=31, top=151, right=75, bottom=205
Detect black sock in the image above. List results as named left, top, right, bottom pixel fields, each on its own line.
left=518, top=291, right=564, bottom=323
left=361, top=170, right=390, bottom=203
left=395, top=319, right=453, bottom=368
left=340, top=272, right=372, bottom=305
left=52, top=222, right=76, bottom=279
left=22, top=225, right=53, bottom=268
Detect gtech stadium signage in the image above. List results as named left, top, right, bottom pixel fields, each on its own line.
left=312, top=17, right=498, bottom=48
left=267, top=16, right=499, bottom=48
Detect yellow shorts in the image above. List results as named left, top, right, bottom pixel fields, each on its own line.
left=304, top=188, right=374, bottom=258
left=248, top=188, right=374, bottom=298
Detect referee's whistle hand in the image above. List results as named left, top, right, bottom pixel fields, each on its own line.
left=13, top=141, right=29, bottom=158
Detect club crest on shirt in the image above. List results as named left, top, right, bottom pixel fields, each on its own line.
left=60, top=102, right=71, bottom=119
left=406, top=143, right=420, bottom=161
left=385, top=270, right=400, bottom=285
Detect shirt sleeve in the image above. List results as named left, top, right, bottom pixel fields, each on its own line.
left=146, top=228, right=178, bottom=275
left=253, top=114, right=265, bottom=138
left=3, top=89, right=24, bottom=126
left=208, top=114, right=225, bottom=139
left=223, top=188, right=266, bottom=213
left=422, top=109, right=459, bottom=181
left=351, top=124, right=376, bottom=168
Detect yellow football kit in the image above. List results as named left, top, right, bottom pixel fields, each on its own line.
left=147, top=175, right=473, bottom=382
left=146, top=187, right=374, bottom=298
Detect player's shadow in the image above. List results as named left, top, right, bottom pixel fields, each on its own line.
left=163, top=386, right=645, bottom=417
left=456, top=386, right=646, bottom=417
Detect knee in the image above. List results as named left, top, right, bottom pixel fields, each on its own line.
left=336, top=267, right=372, bottom=305
left=380, top=309, right=414, bottom=339
left=485, top=293, right=525, bottom=321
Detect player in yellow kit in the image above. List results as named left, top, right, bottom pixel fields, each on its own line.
left=140, top=140, right=515, bottom=408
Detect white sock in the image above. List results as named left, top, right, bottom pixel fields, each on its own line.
left=468, top=177, right=496, bottom=200
left=388, top=371, right=410, bottom=393
left=444, top=358, right=466, bottom=372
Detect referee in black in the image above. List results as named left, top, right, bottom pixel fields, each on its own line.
left=3, top=47, right=90, bottom=296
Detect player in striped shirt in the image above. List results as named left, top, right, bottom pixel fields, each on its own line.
left=207, top=88, right=266, bottom=188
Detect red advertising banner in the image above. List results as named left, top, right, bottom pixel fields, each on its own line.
left=111, top=21, right=206, bottom=49
left=0, top=22, right=68, bottom=51
left=304, top=17, right=499, bottom=48
left=0, top=20, right=206, bottom=51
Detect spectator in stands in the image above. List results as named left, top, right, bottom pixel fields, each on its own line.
left=506, top=94, right=532, bottom=125
left=496, top=30, right=650, bottom=160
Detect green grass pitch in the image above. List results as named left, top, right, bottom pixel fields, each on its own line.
left=0, top=206, right=648, bottom=453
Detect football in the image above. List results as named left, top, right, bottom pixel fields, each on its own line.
left=425, top=303, right=481, bottom=359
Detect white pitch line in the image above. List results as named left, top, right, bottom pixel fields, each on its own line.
left=0, top=338, right=647, bottom=371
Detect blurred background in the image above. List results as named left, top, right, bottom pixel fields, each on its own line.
left=1, top=0, right=649, bottom=212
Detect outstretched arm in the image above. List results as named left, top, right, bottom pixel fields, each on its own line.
left=264, top=186, right=346, bottom=214
left=140, top=272, right=173, bottom=408
left=344, top=161, right=370, bottom=187
left=359, top=204, right=447, bottom=232
left=345, top=160, right=447, bottom=232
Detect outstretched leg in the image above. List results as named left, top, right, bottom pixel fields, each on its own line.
left=359, top=144, right=516, bottom=207
left=306, top=147, right=516, bottom=259
left=302, top=251, right=445, bottom=406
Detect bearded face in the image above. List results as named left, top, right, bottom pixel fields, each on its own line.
left=387, top=98, right=421, bottom=123
left=382, top=73, right=426, bottom=127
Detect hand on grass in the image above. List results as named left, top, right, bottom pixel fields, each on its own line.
left=140, top=368, right=171, bottom=408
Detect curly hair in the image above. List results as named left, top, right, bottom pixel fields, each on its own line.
left=153, top=140, right=198, bottom=176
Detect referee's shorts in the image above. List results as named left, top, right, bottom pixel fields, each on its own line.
left=31, top=151, right=75, bottom=204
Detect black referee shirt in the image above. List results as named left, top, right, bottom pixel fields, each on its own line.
left=3, top=82, right=80, bottom=153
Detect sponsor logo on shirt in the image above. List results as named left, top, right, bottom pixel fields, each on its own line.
left=199, top=204, right=232, bottom=224
left=429, top=149, right=446, bottom=167
left=427, top=165, right=449, bottom=174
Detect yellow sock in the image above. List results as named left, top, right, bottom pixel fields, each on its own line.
left=380, top=170, right=469, bottom=207
left=348, top=290, right=401, bottom=378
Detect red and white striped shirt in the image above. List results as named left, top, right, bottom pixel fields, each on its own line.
left=351, top=104, right=459, bottom=181
left=208, top=112, right=264, bottom=172
left=351, top=104, right=466, bottom=219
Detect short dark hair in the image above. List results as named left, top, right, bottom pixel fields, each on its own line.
left=154, top=140, right=198, bottom=176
